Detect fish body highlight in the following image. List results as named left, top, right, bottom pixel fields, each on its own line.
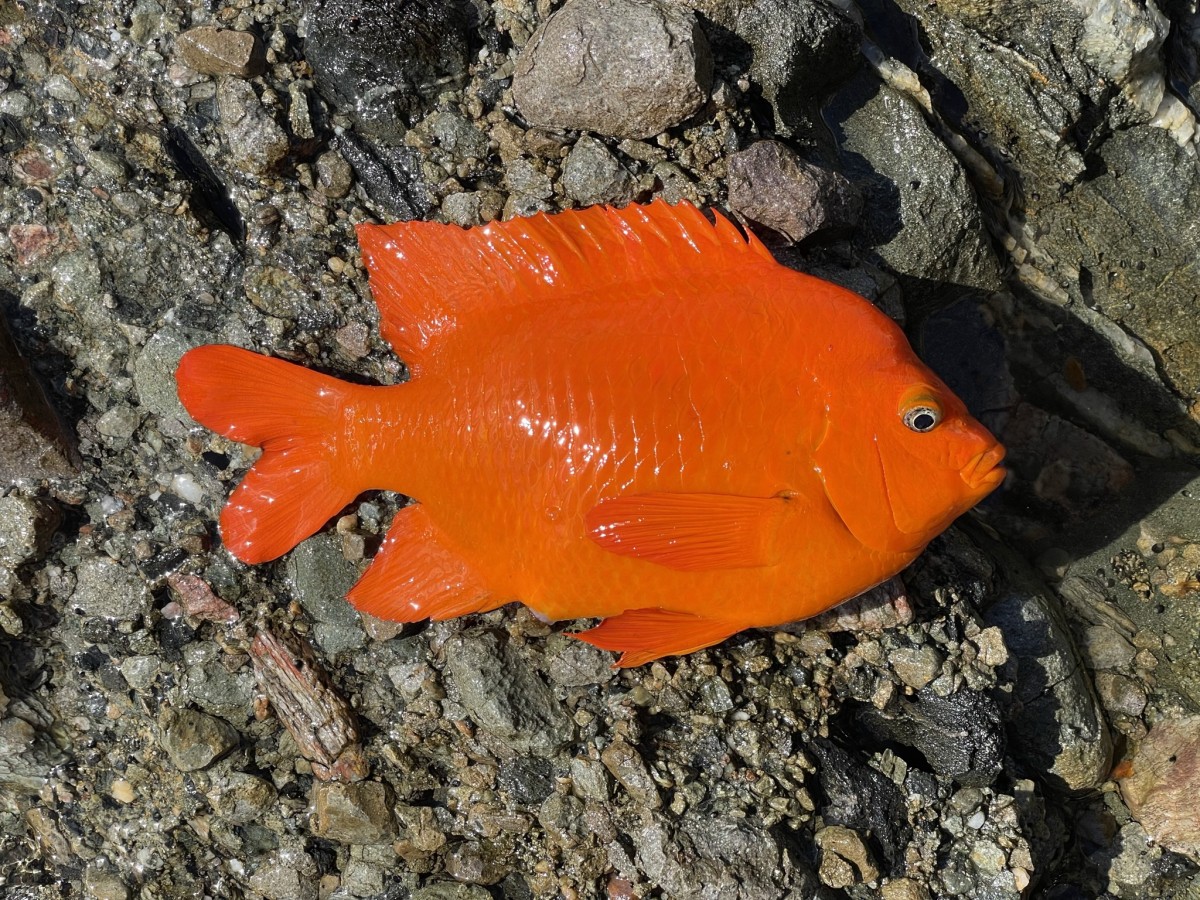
left=176, top=201, right=1005, bottom=667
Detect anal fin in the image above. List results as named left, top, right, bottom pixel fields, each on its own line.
left=347, top=504, right=498, bottom=622
left=573, top=608, right=742, bottom=668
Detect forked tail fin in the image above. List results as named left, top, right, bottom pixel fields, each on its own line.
left=176, top=345, right=375, bottom=564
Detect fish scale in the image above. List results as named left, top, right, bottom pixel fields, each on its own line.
left=176, top=200, right=1005, bottom=666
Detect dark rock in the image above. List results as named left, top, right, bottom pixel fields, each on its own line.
left=176, top=26, right=265, bottom=77
left=498, top=756, right=555, bottom=806
left=0, top=307, right=78, bottom=483
left=982, top=540, right=1113, bottom=792
left=826, top=72, right=1004, bottom=315
left=810, top=737, right=912, bottom=875
left=727, top=139, right=862, bottom=242
left=333, top=131, right=434, bottom=221
left=856, top=689, right=1005, bottom=787
left=513, top=0, right=713, bottom=140
left=303, top=0, right=471, bottom=142
left=445, top=629, right=573, bottom=756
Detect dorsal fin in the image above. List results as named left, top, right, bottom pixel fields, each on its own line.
left=355, top=200, right=776, bottom=373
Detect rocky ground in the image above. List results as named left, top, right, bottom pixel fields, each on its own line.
left=2, top=0, right=1200, bottom=897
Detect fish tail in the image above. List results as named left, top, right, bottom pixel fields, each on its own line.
left=176, top=345, right=375, bottom=564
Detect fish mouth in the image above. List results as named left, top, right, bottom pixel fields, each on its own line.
left=961, top=443, right=1007, bottom=493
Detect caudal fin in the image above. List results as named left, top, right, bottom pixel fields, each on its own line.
left=176, top=345, right=372, bottom=564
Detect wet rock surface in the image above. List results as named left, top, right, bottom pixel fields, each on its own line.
left=1, top=0, right=1200, bottom=895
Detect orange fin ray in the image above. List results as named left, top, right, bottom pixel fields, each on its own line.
left=347, top=504, right=498, bottom=622
left=584, top=492, right=787, bottom=571
left=176, top=345, right=370, bottom=564
left=354, top=200, right=775, bottom=371
left=574, top=609, right=742, bottom=668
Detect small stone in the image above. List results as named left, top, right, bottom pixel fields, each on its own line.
left=246, top=848, right=319, bottom=900
left=159, top=707, right=239, bottom=772
left=133, top=329, right=192, bottom=425
left=206, top=770, right=278, bottom=825
left=286, top=535, right=366, bottom=656
left=968, top=840, right=1006, bottom=876
left=1094, top=672, right=1148, bottom=718
left=727, top=140, right=862, bottom=242
left=880, top=878, right=931, bottom=900
left=513, top=0, right=713, bottom=140
left=600, top=739, right=660, bottom=809
left=443, top=840, right=506, bottom=885
left=217, top=78, right=289, bottom=175
left=110, top=778, right=135, bottom=803
left=83, top=866, right=131, bottom=900
left=176, top=26, right=265, bottom=77
left=243, top=264, right=310, bottom=319
left=166, top=573, right=239, bottom=624
left=889, top=645, right=944, bottom=690
left=0, top=496, right=60, bottom=568
left=96, top=404, right=142, bottom=441
left=441, top=190, right=505, bottom=227
left=72, top=557, right=150, bottom=621
left=315, top=150, right=354, bottom=198
left=815, top=825, right=879, bottom=886
left=545, top=633, right=613, bottom=686
left=312, top=780, right=396, bottom=843
left=410, top=886, right=493, bottom=900
left=562, top=136, right=635, bottom=206
left=1083, top=625, right=1137, bottom=670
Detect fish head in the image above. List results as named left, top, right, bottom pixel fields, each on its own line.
left=812, top=351, right=1005, bottom=554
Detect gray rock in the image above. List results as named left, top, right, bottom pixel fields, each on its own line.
left=889, top=645, right=945, bottom=691
left=410, top=886, right=493, bottom=900
left=562, top=136, right=635, bottom=206
left=600, top=739, right=660, bottom=809
left=445, top=629, right=573, bottom=756
left=441, top=190, right=505, bottom=227
left=982, top=542, right=1113, bottom=792
left=216, top=77, right=289, bottom=174
left=689, top=0, right=861, bottom=132
left=133, top=328, right=192, bottom=425
left=72, top=556, right=150, bottom=621
left=246, top=848, right=319, bottom=900
left=312, top=780, right=397, bottom=844
left=287, top=534, right=366, bottom=656
left=1083, top=625, right=1137, bottom=670
left=95, top=403, right=141, bottom=442
left=728, top=139, right=862, bottom=242
left=0, top=496, right=60, bottom=569
left=0, top=714, right=64, bottom=792
left=304, top=0, right=470, bottom=142
left=159, top=707, right=239, bottom=772
left=827, top=73, right=1004, bottom=315
left=544, top=633, right=613, bottom=686
left=206, top=770, right=278, bottom=825
left=176, top=26, right=265, bottom=77
left=513, top=0, right=713, bottom=140
left=242, top=264, right=311, bottom=320
left=1094, top=672, right=1148, bottom=718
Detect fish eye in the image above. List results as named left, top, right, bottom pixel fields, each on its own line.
left=903, top=405, right=942, bottom=433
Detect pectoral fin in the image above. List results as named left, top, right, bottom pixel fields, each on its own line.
left=584, top=492, right=789, bottom=571
left=574, top=608, right=743, bottom=667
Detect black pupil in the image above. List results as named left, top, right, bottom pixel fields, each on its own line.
left=913, top=411, right=936, bottom=431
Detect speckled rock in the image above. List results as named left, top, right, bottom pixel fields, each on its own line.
left=444, top=629, right=573, bottom=756
left=312, top=780, right=397, bottom=844
left=286, top=535, right=366, bottom=657
left=205, top=770, right=278, bottom=825
left=727, top=140, right=861, bottom=242
left=176, top=26, right=265, bottom=77
left=513, top=0, right=713, bottom=139
left=159, top=707, right=239, bottom=772
left=0, top=496, right=60, bottom=569
left=1118, top=715, right=1200, bottom=862
left=562, top=136, right=636, bottom=206
left=216, top=78, right=289, bottom=174
left=71, top=557, right=151, bottom=621
left=246, top=848, right=319, bottom=900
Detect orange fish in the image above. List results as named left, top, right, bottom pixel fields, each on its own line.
left=176, top=201, right=1005, bottom=666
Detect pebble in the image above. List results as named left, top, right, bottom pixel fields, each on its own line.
left=1083, top=624, right=1137, bottom=670
left=206, top=770, right=278, bottom=825
left=409, top=886, right=493, bottom=900
left=1094, top=672, right=1148, bottom=718
left=83, top=866, right=131, bottom=900
left=286, top=535, right=367, bottom=657
left=158, top=707, right=239, bottom=772
left=246, top=848, right=319, bottom=900
left=312, top=780, right=397, bottom=844
left=315, top=150, right=354, bottom=199
left=0, top=496, right=60, bottom=569
left=444, top=629, right=573, bottom=756
left=889, top=645, right=944, bottom=690
left=727, top=140, right=862, bottom=242
left=132, top=329, right=192, bottom=425
left=176, top=26, right=265, bottom=77
left=600, top=739, right=661, bottom=809
left=562, top=136, right=636, bottom=206
left=71, top=556, right=150, bottom=621
left=513, top=0, right=713, bottom=140
left=217, top=78, right=289, bottom=175
left=815, top=824, right=879, bottom=887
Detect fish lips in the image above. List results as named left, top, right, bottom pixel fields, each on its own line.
left=960, top=443, right=1007, bottom=494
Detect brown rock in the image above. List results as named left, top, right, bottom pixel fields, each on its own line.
left=1119, top=715, right=1200, bottom=862
left=176, top=26, right=265, bottom=77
